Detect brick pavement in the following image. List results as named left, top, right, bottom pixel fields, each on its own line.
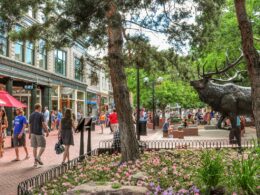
left=0, top=126, right=256, bottom=195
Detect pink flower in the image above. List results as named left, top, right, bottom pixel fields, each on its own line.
left=232, top=193, right=237, bottom=195
left=125, top=172, right=130, bottom=177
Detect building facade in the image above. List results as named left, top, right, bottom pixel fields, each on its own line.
left=0, top=11, right=113, bottom=133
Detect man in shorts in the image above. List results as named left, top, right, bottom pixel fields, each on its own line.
left=13, top=108, right=29, bottom=161
left=29, top=103, right=49, bottom=167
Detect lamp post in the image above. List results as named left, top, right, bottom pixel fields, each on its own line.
left=144, top=77, right=163, bottom=130
left=136, top=64, right=140, bottom=140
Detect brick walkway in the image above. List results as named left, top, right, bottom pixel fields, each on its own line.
left=0, top=126, right=256, bottom=195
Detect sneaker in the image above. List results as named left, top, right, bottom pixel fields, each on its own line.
left=35, top=157, right=43, bottom=165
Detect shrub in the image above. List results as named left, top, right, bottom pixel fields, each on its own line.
left=196, top=150, right=225, bottom=194
left=229, top=152, right=259, bottom=194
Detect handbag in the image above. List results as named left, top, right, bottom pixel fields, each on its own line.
left=55, top=138, right=64, bottom=154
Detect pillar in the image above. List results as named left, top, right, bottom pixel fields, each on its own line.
left=5, top=78, right=13, bottom=136
left=30, top=83, right=37, bottom=113
left=42, top=86, right=52, bottom=127
left=42, top=86, right=52, bottom=111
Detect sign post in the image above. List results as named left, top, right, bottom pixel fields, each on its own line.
left=75, top=117, right=92, bottom=161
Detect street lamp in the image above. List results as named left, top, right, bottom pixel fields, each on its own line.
left=144, top=77, right=163, bottom=130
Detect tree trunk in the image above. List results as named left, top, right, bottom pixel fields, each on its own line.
left=234, top=0, right=260, bottom=142
left=106, top=1, right=140, bottom=161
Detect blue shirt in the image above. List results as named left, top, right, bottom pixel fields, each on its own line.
left=237, top=116, right=241, bottom=127
left=14, top=115, right=27, bottom=135
left=57, top=112, right=62, bottom=121
left=162, top=122, right=170, bottom=132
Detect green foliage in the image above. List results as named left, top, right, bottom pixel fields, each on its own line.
left=228, top=151, right=260, bottom=194
left=111, top=182, right=122, bottom=189
left=191, top=0, right=260, bottom=85
left=196, top=150, right=225, bottom=193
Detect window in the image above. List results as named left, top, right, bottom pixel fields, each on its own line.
left=74, top=57, right=83, bottom=81
left=25, top=41, right=34, bottom=65
left=102, top=77, right=106, bottom=90
left=0, top=20, right=8, bottom=56
left=55, top=49, right=66, bottom=76
left=14, top=25, right=24, bottom=62
left=90, top=71, right=99, bottom=86
left=39, top=39, right=47, bottom=69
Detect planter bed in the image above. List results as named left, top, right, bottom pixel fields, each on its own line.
left=31, top=148, right=259, bottom=195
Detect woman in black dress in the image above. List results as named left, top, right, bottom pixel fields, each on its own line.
left=58, top=109, right=75, bottom=164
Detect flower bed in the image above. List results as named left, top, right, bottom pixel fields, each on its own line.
left=33, top=148, right=259, bottom=195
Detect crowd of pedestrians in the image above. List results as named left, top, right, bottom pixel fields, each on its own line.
left=0, top=104, right=120, bottom=167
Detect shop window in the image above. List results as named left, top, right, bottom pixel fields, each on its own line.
left=55, top=49, right=66, bottom=76
left=25, top=41, right=34, bottom=65
left=39, top=39, right=47, bottom=69
left=74, top=57, right=83, bottom=81
left=0, top=20, right=8, bottom=56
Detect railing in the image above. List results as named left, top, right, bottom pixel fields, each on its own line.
left=17, top=149, right=98, bottom=195
left=99, top=138, right=255, bottom=150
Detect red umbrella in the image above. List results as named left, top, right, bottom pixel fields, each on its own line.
left=0, top=99, right=6, bottom=106
left=0, top=90, right=27, bottom=108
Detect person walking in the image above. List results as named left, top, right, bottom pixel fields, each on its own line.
left=43, top=107, right=50, bottom=130
left=58, top=109, right=75, bottom=164
left=50, top=110, right=56, bottom=130
left=56, top=110, right=63, bottom=129
left=99, top=111, right=106, bottom=134
left=109, top=109, right=118, bottom=133
left=29, top=103, right=49, bottom=167
left=13, top=108, right=29, bottom=161
left=0, top=108, right=8, bottom=158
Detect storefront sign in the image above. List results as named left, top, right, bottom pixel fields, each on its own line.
left=24, top=85, right=34, bottom=90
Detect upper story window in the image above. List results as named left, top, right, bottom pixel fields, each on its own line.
left=102, top=77, right=106, bottom=90
left=39, top=39, right=47, bottom=69
left=55, top=49, right=66, bottom=76
left=74, top=57, right=83, bottom=81
left=0, top=21, right=8, bottom=56
left=90, top=71, right=99, bottom=86
left=25, top=41, right=34, bottom=65
left=14, top=25, right=24, bottom=62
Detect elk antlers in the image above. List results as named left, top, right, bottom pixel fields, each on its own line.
left=197, top=50, right=244, bottom=80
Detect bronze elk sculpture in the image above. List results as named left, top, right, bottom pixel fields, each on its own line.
left=190, top=52, right=252, bottom=148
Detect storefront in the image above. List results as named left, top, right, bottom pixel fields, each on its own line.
left=12, top=86, right=41, bottom=119
left=86, top=91, right=98, bottom=117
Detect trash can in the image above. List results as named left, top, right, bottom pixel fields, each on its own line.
left=139, top=121, right=147, bottom=136
left=91, top=121, right=95, bottom=131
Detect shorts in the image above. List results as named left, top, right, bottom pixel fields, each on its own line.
left=13, top=134, right=26, bottom=147
left=99, top=120, right=105, bottom=125
left=31, top=134, right=46, bottom=148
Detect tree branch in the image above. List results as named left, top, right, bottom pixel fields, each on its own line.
left=124, top=20, right=167, bottom=34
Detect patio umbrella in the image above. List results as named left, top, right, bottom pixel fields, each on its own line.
left=0, top=90, right=27, bottom=108
left=0, top=99, right=6, bottom=106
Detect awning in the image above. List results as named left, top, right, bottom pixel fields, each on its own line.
left=86, top=101, right=97, bottom=105
left=0, top=99, right=6, bottom=106
left=0, top=90, right=27, bottom=108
